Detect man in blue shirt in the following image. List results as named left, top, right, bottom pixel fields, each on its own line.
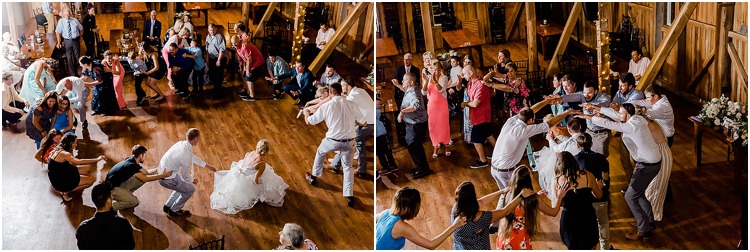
left=559, top=81, right=612, bottom=157
left=275, top=61, right=315, bottom=105
left=612, top=73, right=645, bottom=105
left=167, top=43, right=194, bottom=99
left=55, top=8, right=83, bottom=76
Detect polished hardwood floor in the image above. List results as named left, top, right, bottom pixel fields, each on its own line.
left=3, top=8, right=374, bottom=250
left=375, top=38, right=746, bottom=250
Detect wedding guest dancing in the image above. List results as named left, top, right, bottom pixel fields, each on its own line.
left=55, top=76, right=90, bottom=127
left=575, top=133, right=613, bottom=249
left=392, top=73, right=431, bottom=178
left=303, top=83, right=366, bottom=207
left=107, top=145, right=173, bottom=211
left=376, top=187, right=467, bottom=250
left=158, top=128, right=217, bottom=217
left=25, top=91, right=58, bottom=148
left=80, top=55, right=118, bottom=116
left=422, top=60, right=452, bottom=159
left=331, top=78, right=374, bottom=178
left=76, top=182, right=135, bottom=250
left=211, top=139, right=289, bottom=214
left=578, top=103, right=661, bottom=240
left=2, top=72, right=28, bottom=127
left=48, top=133, right=104, bottom=202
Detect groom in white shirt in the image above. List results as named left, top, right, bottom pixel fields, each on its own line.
left=158, top=128, right=217, bottom=217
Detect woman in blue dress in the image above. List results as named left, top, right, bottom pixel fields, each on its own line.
left=19, top=58, right=57, bottom=104
left=79, top=56, right=117, bottom=116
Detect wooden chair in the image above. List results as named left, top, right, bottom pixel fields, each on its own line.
left=227, top=22, right=237, bottom=34
left=33, top=8, right=48, bottom=34
left=513, top=59, right=529, bottom=79
left=189, top=235, right=225, bottom=250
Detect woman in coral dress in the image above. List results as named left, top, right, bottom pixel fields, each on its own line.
left=422, top=59, right=452, bottom=158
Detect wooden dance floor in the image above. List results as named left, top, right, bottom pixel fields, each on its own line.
left=2, top=54, right=374, bottom=249
left=375, top=40, right=745, bottom=250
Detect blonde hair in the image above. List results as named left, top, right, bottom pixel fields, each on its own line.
left=2, top=71, right=12, bottom=81
left=178, top=27, right=191, bottom=38
left=256, top=139, right=270, bottom=155
left=315, top=86, right=330, bottom=98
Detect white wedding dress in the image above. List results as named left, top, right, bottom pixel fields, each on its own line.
left=210, top=153, right=289, bottom=214
left=533, top=146, right=559, bottom=205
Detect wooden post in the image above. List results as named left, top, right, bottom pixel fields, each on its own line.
left=420, top=2, right=434, bottom=53
left=525, top=3, right=537, bottom=71
left=290, top=3, right=305, bottom=65
left=242, top=3, right=251, bottom=28
left=545, top=2, right=582, bottom=79
left=6, top=3, right=18, bottom=44
left=309, top=2, right=368, bottom=73
left=506, top=3, right=523, bottom=40
left=636, top=2, right=698, bottom=90
left=596, top=3, right=612, bottom=94
left=714, top=3, right=733, bottom=97
left=377, top=3, right=387, bottom=38
left=251, top=2, right=278, bottom=40
left=167, top=3, right=175, bottom=27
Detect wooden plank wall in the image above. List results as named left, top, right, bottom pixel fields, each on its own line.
left=278, top=2, right=374, bottom=66
left=730, top=2, right=748, bottom=104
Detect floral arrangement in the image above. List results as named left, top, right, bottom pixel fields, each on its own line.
left=698, top=95, right=748, bottom=146
left=175, top=11, right=191, bottom=19
left=436, top=50, right=459, bottom=61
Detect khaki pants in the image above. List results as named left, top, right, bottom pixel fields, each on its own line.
left=112, top=176, right=145, bottom=211
left=44, top=13, right=56, bottom=33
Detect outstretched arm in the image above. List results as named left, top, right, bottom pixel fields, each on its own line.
left=395, top=216, right=466, bottom=250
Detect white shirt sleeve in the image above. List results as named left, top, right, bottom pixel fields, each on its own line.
left=592, top=116, right=637, bottom=134
left=522, top=123, right=550, bottom=139
left=599, top=107, right=622, bottom=122
left=306, top=104, right=325, bottom=125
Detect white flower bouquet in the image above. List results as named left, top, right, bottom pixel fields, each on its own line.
left=698, top=95, right=748, bottom=146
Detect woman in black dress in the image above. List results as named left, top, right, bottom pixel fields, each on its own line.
left=556, top=151, right=603, bottom=249
left=141, top=45, right=167, bottom=102
left=47, top=133, right=105, bottom=202
left=80, top=56, right=117, bottom=116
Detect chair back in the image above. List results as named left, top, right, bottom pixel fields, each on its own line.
left=189, top=235, right=225, bottom=250
left=513, top=59, right=529, bottom=79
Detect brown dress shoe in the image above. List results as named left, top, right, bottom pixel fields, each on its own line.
left=625, top=231, right=652, bottom=240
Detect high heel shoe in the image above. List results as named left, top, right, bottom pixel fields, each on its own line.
left=147, top=94, right=159, bottom=99
left=154, top=96, right=166, bottom=102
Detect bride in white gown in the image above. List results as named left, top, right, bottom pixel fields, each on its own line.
left=211, top=139, right=289, bottom=214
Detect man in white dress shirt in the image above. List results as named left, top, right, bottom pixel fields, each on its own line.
left=331, top=78, right=374, bottom=178
left=158, top=128, right=217, bottom=216
left=628, top=48, right=651, bottom=84
left=304, top=83, right=366, bottom=207
left=315, top=22, right=335, bottom=50
left=578, top=103, right=661, bottom=240
left=491, top=97, right=573, bottom=190
left=56, top=76, right=91, bottom=128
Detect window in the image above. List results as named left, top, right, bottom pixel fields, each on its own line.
left=666, top=2, right=675, bottom=26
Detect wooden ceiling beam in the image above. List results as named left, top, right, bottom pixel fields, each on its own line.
left=251, top=2, right=278, bottom=40
left=636, top=2, right=698, bottom=90
left=420, top=2, right=435, bottom=53
left=309, top=2, right=368, bottom=73
left=545, top=2, right=582, bottom=79
left=525, top=3, right=537, bottom=71
left=505, top=3, right=523, bottom=39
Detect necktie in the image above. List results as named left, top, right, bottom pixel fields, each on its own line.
left=67, top=19, right=72, bottom=39
left=150, top=20, right=154, bottom=37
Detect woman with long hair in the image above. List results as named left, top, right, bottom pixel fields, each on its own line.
left=376, top=187, right=467, bottom=250
left=102, top=50, right=126, bottom=109
left=451, top=181, right=532, bottom=249
left=140, top=45, right=168, bottom=102
left=497, top=165, right=569, bottom=250
left=80, top=55, right=117, bottom=116
left=635, top=105, right=673, bottom=223
left=25, top=91, right=58, bottom=149
left=422, top=59, right=452, bottom=158
left=35, top=129, right=63, bottom=164
left=19, top=58, right=57, bottom=104
left=52, top=95, right=75, bottom=134
left=555, top=151, right=603, bottom=249
left=47, top=133, right=105, bottom=202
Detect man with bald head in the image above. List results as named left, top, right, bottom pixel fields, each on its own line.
left=56, top=76, right=92, bottom=128
left=143, top=10, right=162, bottom=47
